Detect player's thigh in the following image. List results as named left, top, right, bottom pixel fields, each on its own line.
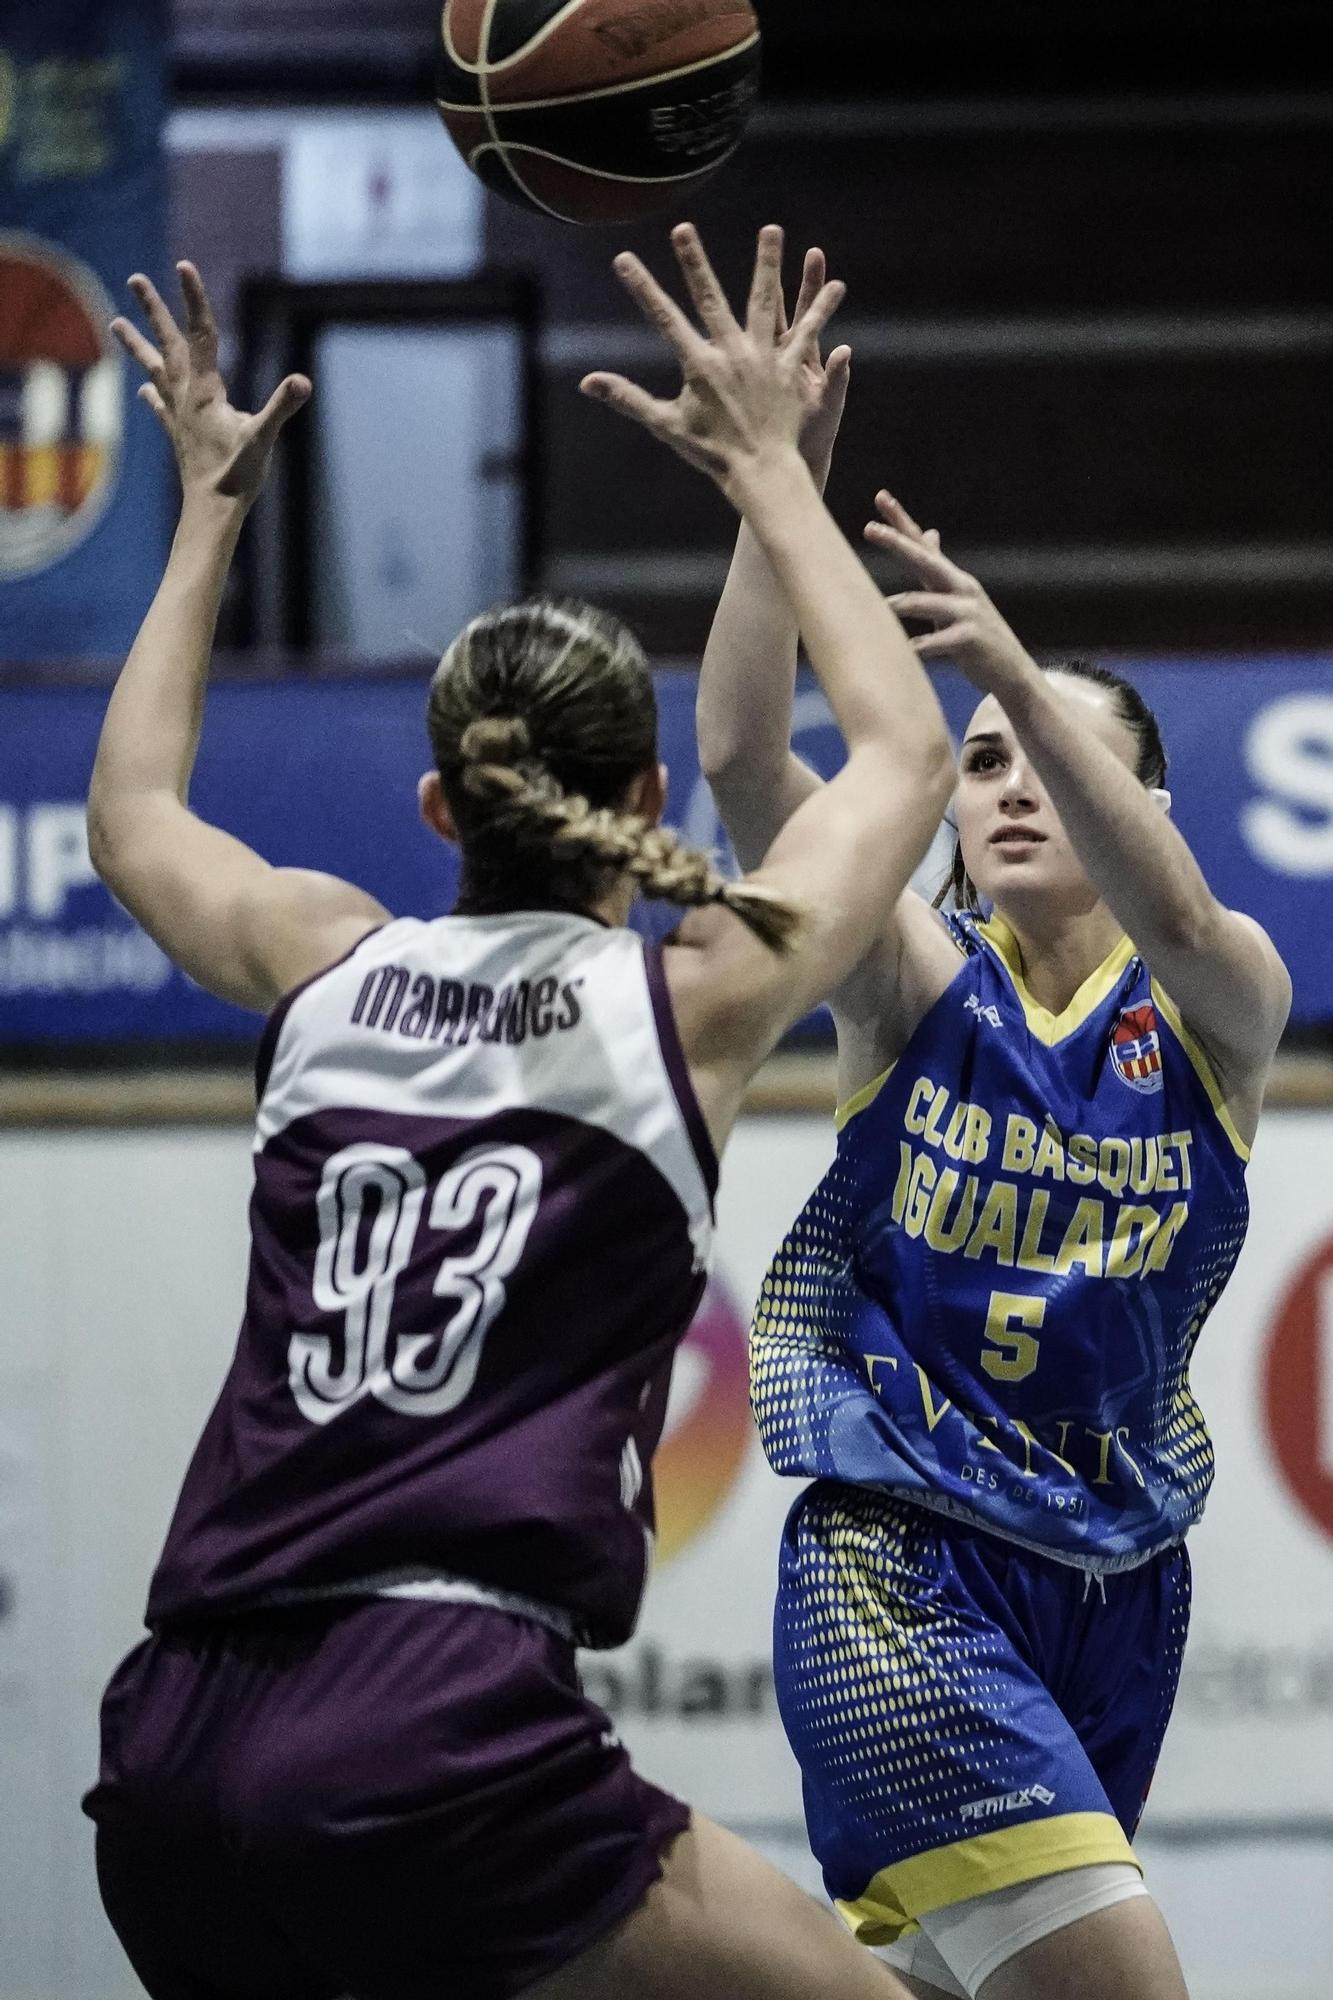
left=525, top=1814, right=910, bottom=2000
left=977, top=1895, right=1189, bottom=2000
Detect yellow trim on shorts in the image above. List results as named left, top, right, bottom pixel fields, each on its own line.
left=835, top=1062, right=896, bottom=1132
left=835, top=1811, right=1140, bottom=1948
left=1149, top=981, right=1251, bottom=1163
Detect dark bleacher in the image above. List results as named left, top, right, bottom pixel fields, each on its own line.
left=172, top=0, right=1332, bottom=100
left=486, top=97, right=1333, bottom=655
left=169, top=5, right=1333, bottom=658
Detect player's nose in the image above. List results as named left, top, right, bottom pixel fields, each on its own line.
left=999, top=760, right=1038, bottom=806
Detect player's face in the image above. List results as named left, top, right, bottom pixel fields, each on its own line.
left=954, top=680, right=1142, bottom=916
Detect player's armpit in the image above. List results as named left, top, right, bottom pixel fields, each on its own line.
left=830, top=888, right=966, bottom=1063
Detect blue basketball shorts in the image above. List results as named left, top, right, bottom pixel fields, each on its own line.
left=773, top=1483, right=1190, bottom=1947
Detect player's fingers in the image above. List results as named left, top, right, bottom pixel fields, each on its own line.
left=127, top=274, right=188, bottom=376
left=790, top=248, right=827, bottom=339
left=110, top=316, right=167, bottom=385
left=912, top=626, right=972, bottom=660
left=137, top=382, right=172, bottom=434
left=826, top=344, right=852, bottom=381
left=925, top=527, right=942, bottom=549
left=886, top=591, right=964, bottom=626
left=774, top=247, right=826, bottom=344
left=252, top=373, right=312, bottom=449
left=176, top=260, right=220, bottom=366
left=872, top=489, right=930, bottom=540
left=580, top=371, right=679, bottom=436
left=670, top=223, right=740, bottom=341
left=866, top=520, right=969, bottom=588
left=787, top=279, right=846, bottom=363
left=611, top=252, right=703, bottom=367
left=745, top=224, right=785, bottom=340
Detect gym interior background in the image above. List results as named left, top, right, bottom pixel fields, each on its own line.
left=2, top=5, right=1332, bottom=1994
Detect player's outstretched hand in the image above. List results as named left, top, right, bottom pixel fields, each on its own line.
left=580, top=222, right=845, bottom=498
left=779, top=246, right=852, bottom=483
left=866, top=491, right=1035, bottom=696
left=111, top=261, right=310, bottom=508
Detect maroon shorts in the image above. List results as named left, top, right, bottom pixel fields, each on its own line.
left=84, top=1597, right=690, bottom=2000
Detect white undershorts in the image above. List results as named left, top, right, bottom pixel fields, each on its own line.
left=875, top=1862, right=1147, bottom=1997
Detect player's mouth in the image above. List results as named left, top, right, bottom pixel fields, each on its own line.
left=989, top=826, right=1047, bottom=847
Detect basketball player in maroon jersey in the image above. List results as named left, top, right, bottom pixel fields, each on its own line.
left=82, top=228, right=953, bottom=2000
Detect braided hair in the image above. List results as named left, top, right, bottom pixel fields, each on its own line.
left=429, top=597, right=800, bottom=952
left=933, top=657, right=1169, bottom=912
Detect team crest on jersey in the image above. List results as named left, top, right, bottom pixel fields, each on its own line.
left=1110, top=1003, right=1164, bottom=1093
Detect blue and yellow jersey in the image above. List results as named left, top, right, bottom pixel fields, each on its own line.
left=751, top=913, right=1250, bottom=1569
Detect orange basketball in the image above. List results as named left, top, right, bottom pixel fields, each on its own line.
left=435, top=0, right=761, bottom=225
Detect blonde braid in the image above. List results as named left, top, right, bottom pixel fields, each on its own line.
left=459, top=719, right=801, bottom=953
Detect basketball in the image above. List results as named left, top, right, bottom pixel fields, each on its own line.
left=435, top=0, right=761, bottom=225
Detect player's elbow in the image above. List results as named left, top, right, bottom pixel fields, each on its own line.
left=85, top=790, right=121, bottom=885
left=874, top=728, right=956, bottom=822
left=920, top=731, right=960, bottom=813
left=86, top=785, right=170, bottom=894
left=697, top=716, right=760, bottom=793
left=697, top=733, right=792, bottom=839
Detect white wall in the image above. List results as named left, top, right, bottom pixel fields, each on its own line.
left=1, top=1113, right=1331, bottom=1997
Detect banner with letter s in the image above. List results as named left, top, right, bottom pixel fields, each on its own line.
left=0, top=0, right=170, bottom=661
left=0, top=657, right=1331, bottom=1044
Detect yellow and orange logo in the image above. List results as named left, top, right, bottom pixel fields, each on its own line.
left=0, top=232, right=122, bottom=579
left=654, top=1273, right=754, bottom=1565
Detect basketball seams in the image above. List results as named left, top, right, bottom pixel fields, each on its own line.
left=443, top=0, right=599, bottom=76
left=436, top=27, right=760, bottom=113
left=469, top=138, right=744, bottom=188
left=437, top=0, right=761, bottom=222
left=474, top=0, right=536, bottom=209
left=476, top=0, right=563, bottom=218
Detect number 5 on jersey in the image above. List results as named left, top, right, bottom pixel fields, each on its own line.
left=981, top=1290, right=1046, bottom=1383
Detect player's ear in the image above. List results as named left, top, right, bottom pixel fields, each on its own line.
left=1149, top=787, right=1173, bottom=816
left=419, top=770, right=458, bottom=843
left=625, top=762, right=667, bottom=827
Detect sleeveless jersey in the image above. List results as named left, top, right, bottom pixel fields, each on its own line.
left=751, top=913, right=1250, bottom=1570
left=147, top=911, right=716, bottom=1649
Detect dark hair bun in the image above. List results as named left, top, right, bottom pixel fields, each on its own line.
left=460, top=716, right=532, bottom=767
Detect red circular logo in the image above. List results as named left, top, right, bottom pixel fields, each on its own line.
left=1262, top=1230, right=1333, bottom=1543
left=0, top=232, right=123, bottom=579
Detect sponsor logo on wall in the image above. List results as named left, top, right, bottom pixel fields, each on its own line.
left=0, top=233, right=123, bottom=580
left=1263, top=1229, right=1333, bottom=1545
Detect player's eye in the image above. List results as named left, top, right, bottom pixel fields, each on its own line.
left=964, top=749, right=1003, bottom=774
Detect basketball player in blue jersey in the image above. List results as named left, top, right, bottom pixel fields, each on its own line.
left=81, top=229, right=952, bottom=2000
left=696, top=248, right=1292, bottom=2000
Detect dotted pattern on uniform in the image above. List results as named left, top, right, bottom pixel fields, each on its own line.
left=1143, top=1198, right=1250, bottom=1516
left=777, top=1490, right=1022, bottom=1844
left=750, top=1152, right=864, bottom=1479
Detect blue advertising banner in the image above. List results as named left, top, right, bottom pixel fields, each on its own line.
left=0, top=0, right=170, bottom=659
left=0, top=657, right=1331, bottom=1046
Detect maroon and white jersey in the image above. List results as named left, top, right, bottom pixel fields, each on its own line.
left=146, top=911, right=717, bottom=1649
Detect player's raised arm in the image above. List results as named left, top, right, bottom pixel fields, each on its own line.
left=693, top=247, right=851, bottom=870
left=87, top=263, right=388, bottom=1011
left=870, top=497, right=1292, bottom=1091
left=583, top=224, right=955, bottom=1123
